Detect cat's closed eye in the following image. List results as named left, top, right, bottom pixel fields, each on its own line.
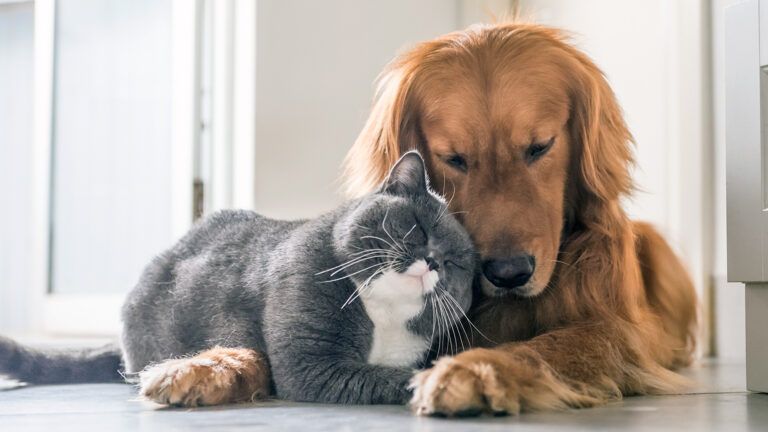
left=444, top=260, right=469, bottom=271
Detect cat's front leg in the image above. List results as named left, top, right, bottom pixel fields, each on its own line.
left=272, top=358, right=415, bottom=404
left=139, top=346, right=270, bottom=407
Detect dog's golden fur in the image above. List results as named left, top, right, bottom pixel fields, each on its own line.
left=344, top=23, right=698, bottom=415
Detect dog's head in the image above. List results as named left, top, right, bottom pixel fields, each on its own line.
left=344, top=23, right=633, bottom=298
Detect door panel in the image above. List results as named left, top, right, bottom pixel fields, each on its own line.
left=50, top=0, right=174, bottom=294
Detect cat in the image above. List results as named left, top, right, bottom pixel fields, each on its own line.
left=0, top=151, right=476, bottom=407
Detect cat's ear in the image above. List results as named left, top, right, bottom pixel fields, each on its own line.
left=381, top=151, right=429, bottom=196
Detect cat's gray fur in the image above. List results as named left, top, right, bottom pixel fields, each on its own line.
left=0, top=152, right=475, bottom=405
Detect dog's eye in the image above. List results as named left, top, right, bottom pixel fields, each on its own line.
left=526, top=137, right=555, bottom=163
left=444, top=154, right=468, bottom=172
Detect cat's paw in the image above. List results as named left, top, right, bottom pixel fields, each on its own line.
left=138, top=347, right=269, bottom=407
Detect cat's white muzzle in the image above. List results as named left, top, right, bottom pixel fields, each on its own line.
left=404, top=259, right=439, bottom=293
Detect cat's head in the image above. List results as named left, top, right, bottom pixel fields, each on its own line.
left=331, top=151, right=476, bottom=330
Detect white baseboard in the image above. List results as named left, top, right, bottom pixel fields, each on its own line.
left=713, top=275, right=746, bottom=360
left=746, top=283, right=768, bottom=392
left=42, top=294, right=124, bottom=337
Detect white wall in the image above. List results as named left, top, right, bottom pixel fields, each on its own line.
left=0, top=3, right=35, bottom=333
left=252, top=0, right=463, bottom=219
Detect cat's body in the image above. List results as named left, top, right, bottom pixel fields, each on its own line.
left=123, top=153, right=475, bottom=404
left=0, top=152, right=475, bottom=406
left=121, top=210, right=300, bottom=374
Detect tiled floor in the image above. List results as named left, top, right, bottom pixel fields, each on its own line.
left=0, top=359, right=765, bottom=432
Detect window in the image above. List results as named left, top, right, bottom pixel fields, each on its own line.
left=26, top=0, right=204, bottom=334
left=50, top=0, right=174, bottom=295
left=0, top=1, right=35, bottom=332
left=15, top=0, right=257, bottom=335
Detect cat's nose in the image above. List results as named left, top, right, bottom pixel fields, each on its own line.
left=482, top=255, right=535, bottom=288
left=424, top=256, right=439, bottom=271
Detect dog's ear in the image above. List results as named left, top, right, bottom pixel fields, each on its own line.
left=342, top=50, right=430, bottom=198
left=381, top=151, right=428, bottom=196
left=568, top=51, right=634, bottom=206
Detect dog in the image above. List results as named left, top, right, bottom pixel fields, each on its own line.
left=343, top=22, right=698, bottom=416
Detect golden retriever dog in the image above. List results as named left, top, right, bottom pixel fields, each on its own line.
left=344, top=22, right=698, bottom=416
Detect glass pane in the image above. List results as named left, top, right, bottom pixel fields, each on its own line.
left=0, top=2, right=34, bottom=329
left=51, top=0, right=174, bottom=294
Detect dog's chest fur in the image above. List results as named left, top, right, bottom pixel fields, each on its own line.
left=360, top=261, right=438, bottom=367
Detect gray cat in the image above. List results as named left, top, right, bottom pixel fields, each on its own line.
left=0, top=151, right=476, bottom=406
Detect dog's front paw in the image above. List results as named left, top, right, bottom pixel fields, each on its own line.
left=409, top=348, right=602, bottom=417
left=138, top=347, right=269, bottom=407
left=409, top=352, right=520, bottom=417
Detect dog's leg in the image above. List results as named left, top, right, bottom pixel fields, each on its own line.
left=409, top=322, right=691, bottom=416
left=139, top=347, right=270, bottom=407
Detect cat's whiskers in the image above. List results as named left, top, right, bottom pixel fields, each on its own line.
left=444, top=294, right=462, bottom=354
left=437, top=293, right=459, bottom=353
left=432, top=293, right=445, bottom=357
left=445, top=298, right=464, bottom=351
left=428, top=295, right=438, bottom=356
left=360, top=235, right=404, bottom=254
left=317, top=244, right=405, bottom=275
left=441, top=171, right=447, bottom=200
left=399, top=225, right=417, bottom=256
left=440, top=288, right=498, bottom=346
left=320, top=261, right=389, bottom=284
left=351, top=223, right=372, bottom=232
left=347, top=250, right=404, bottom=267
left=433, top=179, right=457, bottom=226
left=381, top=209, right=407, bottom=255
left=335, top=249, right=393, bottom=263
left=354, top=259, right=400, bottom=300
left=433, top=291, right=454, bottom=354
left=349, top=243, right=370, bottom=252
left=441, top=210, right=470, bottom=220
left=435, top=294, right=452, bottom=355
left=445, top=294, right=466, bottom=353
left=341, top=264, right=389, bottom=309
left=349, top=244, right=404, bottom=256
left=439, top=288, right=470, bottom=352
left=340, top=249, right=400, bottom=263
left=327, top=255, right=398, bottom=278
left=316, top=252, right=395, bottom=276
left=349, top=248, right=401, bottom=257
left=341, top=270, right=378, bottom=309
left=401, top=224, right=417, bottom=242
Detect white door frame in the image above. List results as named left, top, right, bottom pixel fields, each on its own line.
left=202, top=0, right=257, bottom=213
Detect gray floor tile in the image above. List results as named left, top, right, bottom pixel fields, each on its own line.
left=0, top=359, right=763, bottom=432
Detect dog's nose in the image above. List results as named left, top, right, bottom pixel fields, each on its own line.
left=482, top=255, right=535, bottom=289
